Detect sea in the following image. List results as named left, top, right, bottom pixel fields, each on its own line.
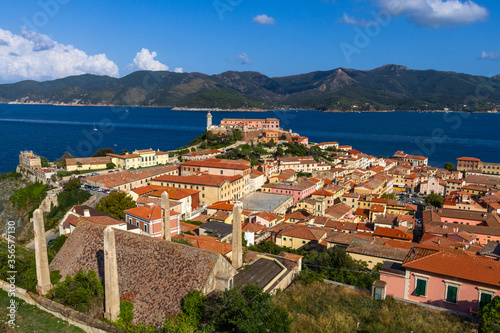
left=1, top=104, right=500, bottom=174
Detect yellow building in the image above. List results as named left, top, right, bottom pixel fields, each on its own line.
left=276, top=226, right=327, bottom=250
left=66, top=156, right=111, bottom=171
left=107, top=149, right=169, bottom=170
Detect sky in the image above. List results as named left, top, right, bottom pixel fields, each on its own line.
left=0, top=0, right=499, bottom=83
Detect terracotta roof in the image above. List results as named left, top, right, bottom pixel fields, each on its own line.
left=242, top=222, right=268, bottom=233
left=66, top=156, right=111, bottom=166
left=347, top=241, right=409, bottom=261
left=70, top=216, right=124, bottom=227
left=50, top=222, right=236, bottom=327
left=125, top=205, right=179, bottom=221
left=403, top=250, right=500, bottom=286
left=173, top=234, right=233, bottom=255
left=181, top=158, right=250, bottom=170
left=256, top=211, right=278, bottom=222
left=457, top=157, right=481, bottom=162
left=280, top=226, right=327, bottom=241
left=374, top=227, right=413, bottom=241
left=147, top=187, right=199, bottom=200
left=324, top=203, right=351, bottom=219
left=153, top=174, right=242, bottom=187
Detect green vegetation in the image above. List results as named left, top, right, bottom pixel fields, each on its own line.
left=302, top=247, right=379, bottom=290
left=172, top=238, right=193, bottom=246
left=444, top=162, right=456, bottom=171
left=189, top=130, right=242, bottom=150
left=45, top=189, right=92, bottom=230
left=0, top=289, right=84, bottom=333
left=40, top=156, right=51, bottom=167
left=49, top=270, right=104, bottom=313
left=95, top=192, right=136, bottom=219
left=282, top=142, right=332, bottom=162
left=182, top=219, right=204, bottom=226
left=381, top=193, right=396, bottom=200
left=275, top=282, right=475, bottom=333
left=63, top=178, right=82, bottom=191
left=164, top=286, right=291, bottom=333
left=55, top=151, right=74, bottom=168
left=106, top=162, right=116, bottom=169
left=0, top=241, right=62, bottom=293
left=56, top=168, right=107, bottom=178
left=9, top=182, right=49, bottom=217
left=248, top=240, right=306, bottom=256
left=425, top=193, right=444, bottom=208
left=219, top=143, right=269, bottom=166
left=92, top=147, right=115, bottom=157
left=0, top=171, right=22, bottom=181
left=179, top=90, right=266, bottom=109
left=478, top=296, right=500, bottom=333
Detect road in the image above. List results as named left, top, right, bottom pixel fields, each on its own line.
left=26, top=228, right=59, bottom=250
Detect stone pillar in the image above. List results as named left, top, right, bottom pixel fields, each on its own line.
left=33, top=209, right=52, bottom=295
left=231, top=203, right=243, bottom=269
left=161, top=191, right=171, bottom=241
left=104, top=226, right=120, bottom=322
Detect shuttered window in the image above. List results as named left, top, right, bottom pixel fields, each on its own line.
left=415, top=279, right=427, bottom=297
left=446, top=285, right=458, bottom=303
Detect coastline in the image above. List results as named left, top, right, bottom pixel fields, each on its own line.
left=2, top=102, right=499, bottom=114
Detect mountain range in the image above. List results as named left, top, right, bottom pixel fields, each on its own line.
left=1, top=64, right=499, bottom=111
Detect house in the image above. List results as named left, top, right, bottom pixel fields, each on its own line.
left=199, top=221, right=234, bottom=242
left=249, top=171, right=265, bottom=192
left=443, top=191, right=487, bottom=212
left=419, top=176, right=446, bottom=196
left=220, top=118, right=280, bottom=129
left=152, top=174, right=245, bottom=204
left=130, top=186, right=200, bottom=218
left=66, top=156, right=111, bottom=172
left=124, top=204, right=181, bottom=238
left=255, top=211, right=281, bottom=228
left=379, top=247, right=500, bottom=315
left=260, top=131, right=279, bottom=143
left=242, top=222, right=269, bottom=246
left=261, top=180, right=317, bottom=205
left=346, top=239, right=411, bottom=269
left=50, top=222, right=237, bottom=327
left=19, top=150, right=42, bottom=169
left=373, top=227, right=413, bottom=242
left=275, top=225, right=327, bottom=250
left=293, top=135, right=309, bottom=145
left=393, top=151, right=429, bottom=167
left=107, top=149, right=169, bottom=170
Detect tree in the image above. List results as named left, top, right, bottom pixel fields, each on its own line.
left=381, top=193, right=396, bottom=200
left=63, top=178, right=82, bottom=191
left=76, top=161, right=83, bottom=171
left=425, top=193, right=444, bottom=208
left=119, top=149, right=129, bottom=155
left=92, top=147, right=115, bottom=157
left=55, top=151, right=73, bottom=168
left=96, top=192, right=136, bottom=219
left=444, top=162, right=455, bottom=171
left=479, top=296, right=500, bottom=333
left=40, top=156, right=51, bottom=167
left=208, top=285, right=291, bottom=333
left=106, top=162, right=116, bottom=169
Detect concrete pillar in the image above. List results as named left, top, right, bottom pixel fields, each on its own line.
left=161, top=191, right=171, bottom=241
left=231, top=203, right=243, bottom=269
left=104, top=226, right=120, bottom=322
left=33, top=209, right=52, bottom=295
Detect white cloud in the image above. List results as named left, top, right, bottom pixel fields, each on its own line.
left=480, top=51, right=500, bottom=61
left=253, top=14, right=276, bottom=25
left=0, top=27, right=119, bottom=82
left=174, top=67, right=183, bottom=73
left=341, top=13, right=376, bottom=27
left=378, top=0, right=489, bottom=27
left=131, top=48, right=169, bottom=71
left=231, top=52, right=250, bottom=65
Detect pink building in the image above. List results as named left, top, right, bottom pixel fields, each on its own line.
left=379, top=247, right=500, bottom=315
left=220, top=118, right=280, bottom=129
left=261, top=180, right=317, bottom=204
left=125, top=204, right=180, bottom=238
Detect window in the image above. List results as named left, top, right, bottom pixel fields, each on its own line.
left=415, top=276, right=428, bottom=297
left=136, top=221, right=139, bottom=227
left=478, top=288, right=495, bottom=308
left=283, top=237, right=287, bottom=241
left=144, top=224, right=148, bottom=233
left=129, top=218, right=132, bottom=224
left=445, top=285, right=458, bottom=304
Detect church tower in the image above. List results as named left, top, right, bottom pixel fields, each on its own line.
left=206, top=112, right=212, bottom=130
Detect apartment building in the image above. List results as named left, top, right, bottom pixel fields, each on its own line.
left=107, top=148, right=169, bottom=169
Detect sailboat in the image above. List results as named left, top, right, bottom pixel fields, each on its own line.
left=93, top=122, right=97, bottom=131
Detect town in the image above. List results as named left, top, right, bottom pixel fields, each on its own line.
left=6, top=113, right=500, bottom=331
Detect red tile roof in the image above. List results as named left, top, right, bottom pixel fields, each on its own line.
left=374, top=227, right=413, bottom=241
left=153, top=174, right=242, bottom=187
left=181, top=158, right=250, bottom=170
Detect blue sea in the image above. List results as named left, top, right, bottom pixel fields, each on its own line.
left=1, top=104, right=500, bottom=174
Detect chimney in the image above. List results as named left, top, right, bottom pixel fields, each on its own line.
left=161, top=192, right=171, bottom=241
left=437, top=239, right=440, bottom=245
left=103, top=226, right=120, bottom=322
left=33, top=209, right=52, bottom=295
left=231, top=203, right=243, bottom=269
left=83, top=209, right=90, bottom=217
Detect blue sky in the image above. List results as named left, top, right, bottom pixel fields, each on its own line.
left=0, top=0, right=499, bottom=83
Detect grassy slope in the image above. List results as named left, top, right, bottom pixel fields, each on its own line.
left=0, top=289, right=84, bottom=333
left=275, top=282, right=475, bottom=333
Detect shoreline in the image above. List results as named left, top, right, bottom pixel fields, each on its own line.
left=2, top=102, right=499, bottom=114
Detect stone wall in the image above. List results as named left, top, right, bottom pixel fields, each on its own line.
left=0, top=280, right=117, bottom=333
